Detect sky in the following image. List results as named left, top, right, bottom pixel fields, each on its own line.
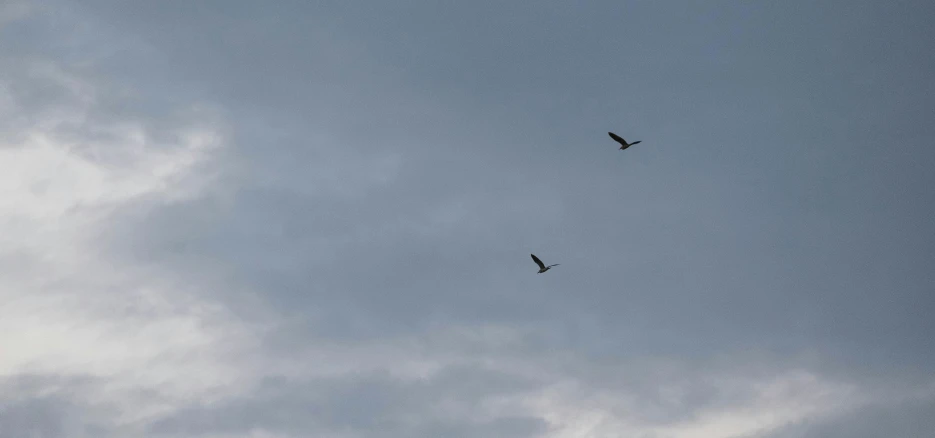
left=1, top=1, right=934, bottom=437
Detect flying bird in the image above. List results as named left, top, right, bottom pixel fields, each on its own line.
left=608, top=131, right=642, bottom=150
left=530, top=254, right=559, bottom=274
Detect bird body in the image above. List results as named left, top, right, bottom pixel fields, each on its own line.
left=531, top=254, right=559, bottom=273
left=608, top=131, right=642, bottom=150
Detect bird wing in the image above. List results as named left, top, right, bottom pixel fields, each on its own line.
left=608, top=132, right=627, bottom=145
left=548, top=264, right=560, bottom=268
left=530, top=254, right=546, bottom=269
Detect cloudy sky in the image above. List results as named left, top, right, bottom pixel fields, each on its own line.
left=2, top=1, right=934, bottom=437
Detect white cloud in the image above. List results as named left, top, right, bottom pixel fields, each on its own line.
left=492, top=357, right=864, bottom=438
left=0, top=53, right=262, bottom=430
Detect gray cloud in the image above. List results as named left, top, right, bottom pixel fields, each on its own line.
left=0, top=374, right=118, bottom=438
left=149, top=366, right=548, bottom=438
left=756, top=393, right=935, bottom=438
left=70, top=0, right=934, bottom=363
left=3, top=0, right=934, bottom=437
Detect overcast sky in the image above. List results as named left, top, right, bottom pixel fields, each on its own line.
left=2, top=1, right=934, bottom=437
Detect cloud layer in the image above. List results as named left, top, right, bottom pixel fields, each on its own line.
left=2, top=1, right=934, bottom=437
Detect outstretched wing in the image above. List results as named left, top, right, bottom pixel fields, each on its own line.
left=547, top=264, right=560, bottom=268
left=608, top=132, right=627, bottom=146
left=530, top=254, right=546, bottom=270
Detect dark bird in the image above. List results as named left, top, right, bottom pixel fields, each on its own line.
left=531, top=254, right=559, bottom=274
left=608, top=132, right=642, bottom=150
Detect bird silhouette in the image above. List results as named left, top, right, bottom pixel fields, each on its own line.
left=608, top=132, right=642, bottom=150
left=531, top=254, right=559, bottom=274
